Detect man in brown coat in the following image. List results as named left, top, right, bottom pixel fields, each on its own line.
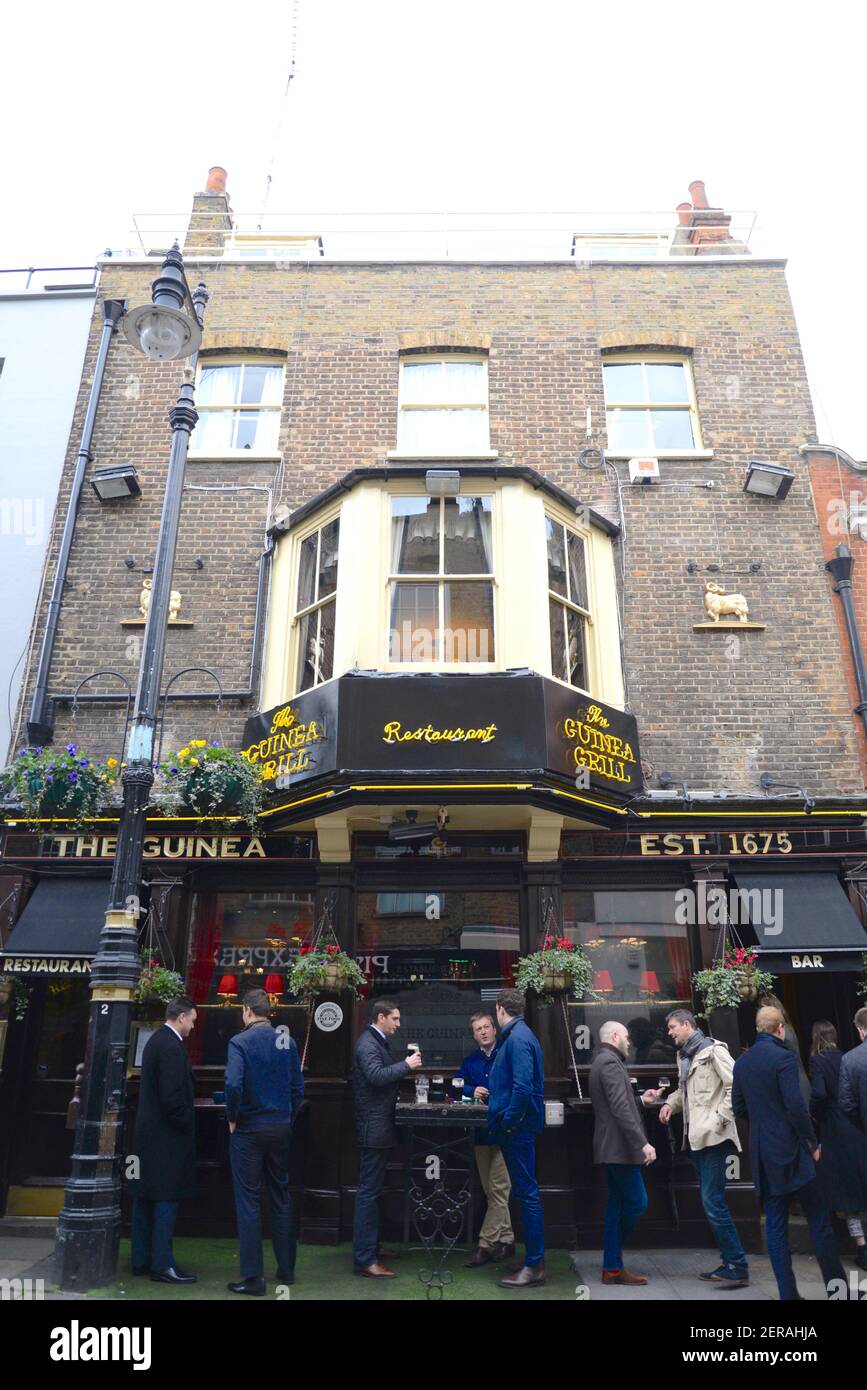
left=589, top=1020, right=662, bottom=1286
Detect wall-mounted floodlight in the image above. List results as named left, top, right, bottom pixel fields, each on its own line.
left=743, top=460, right=795, bottom=500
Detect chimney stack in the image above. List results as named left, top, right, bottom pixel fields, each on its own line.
left=184, top=166, right=233, bottom=259
left=671, top=180, right=748, bottom=257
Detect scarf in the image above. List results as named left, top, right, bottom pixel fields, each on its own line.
left=679, top=1027, right=714, bottom=1134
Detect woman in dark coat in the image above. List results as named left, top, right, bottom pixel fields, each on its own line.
left=809, top=1020, right=867, bottom=1270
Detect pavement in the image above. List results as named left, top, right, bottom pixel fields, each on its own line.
left=1, top=1230, right=862, bottom=1301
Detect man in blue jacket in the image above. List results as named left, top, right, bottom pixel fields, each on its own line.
left=455, top=1011, right=515, bottom=1267
left=487, top=988, right=546, bottom=1288
left=732, top=1004, right=845, bottom=1302
left=224, top=988, right=304, bottom=1296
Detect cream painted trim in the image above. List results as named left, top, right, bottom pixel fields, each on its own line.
left=526, top=809, right=565, bottom=862
left=606, top=450, right=715, bottom=462
left=603, top=351, right=704, bottom=453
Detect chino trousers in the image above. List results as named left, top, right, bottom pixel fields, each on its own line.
left=474, top=1145, right=515, bottom=1250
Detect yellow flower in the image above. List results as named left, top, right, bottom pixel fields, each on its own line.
left=189, top=757, right=199, bottom=767
left=106, top=758, right=117, bottom=768
left=192, top=739, right=207, bottom=748
left=178, top=748, right=189, bottom=760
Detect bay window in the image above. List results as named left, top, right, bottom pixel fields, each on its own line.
left=547, top=515, right=590, bottom=690
left=295, top=517, right=339, bottom=691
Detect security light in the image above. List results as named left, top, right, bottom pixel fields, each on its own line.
left=743, top=460, right=795, bottom=500
left=90, top=464, right=141, bottom=501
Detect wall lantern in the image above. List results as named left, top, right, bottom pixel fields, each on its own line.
left=425, top=469, right=461, bottom=496
left=90, top=463, right=141, bottom=501
left=743, top=460, right=795, bottom=500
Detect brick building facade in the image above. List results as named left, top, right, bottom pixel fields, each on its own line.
left=2, top=174, right=866, bottom=1254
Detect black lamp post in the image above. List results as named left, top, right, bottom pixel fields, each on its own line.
left=54, top=245, right=208, bottom=1290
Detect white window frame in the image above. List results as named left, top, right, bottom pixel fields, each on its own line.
left=546, top=514, right=593, bottom=695
left=386, top=492, right=497, bottom=669
left=190, top=356, right=284, bottom=458
left=292, top=513, right=340, bottom=694
left=394, top=353, right=491, bottom=458
left=602, top=353, right=708, bottom=458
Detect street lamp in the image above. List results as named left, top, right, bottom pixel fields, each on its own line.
left=55, top=246, right=208, bottom=1290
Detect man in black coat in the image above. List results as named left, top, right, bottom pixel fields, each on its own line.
left=128, top=995, right=198, bottom=1284
left=351, top=998, right=422, bottom=1277
left=839, top=1006, right=867, bottom=1135
left=732, top=1004, right=845, bottom=1301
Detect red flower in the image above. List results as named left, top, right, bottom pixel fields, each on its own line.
left=325, top=944, right=339, bottom=956
left=545, top=935, right=555, bottom=947
left=556, top=936, right=574, bottom=950
left=299, top=945, right=312, bottom=956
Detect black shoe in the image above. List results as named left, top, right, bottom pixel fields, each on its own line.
left=275, top=1269, right=296, bottom=1285
left=151, top=1267, right=197, bottom=1285
left=227, top=1277, right=266, bottom=1296
left=131, top=1265, right=150, bottom=1276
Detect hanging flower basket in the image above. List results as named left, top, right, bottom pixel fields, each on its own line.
left=151, top=741, right=263, bottom=829
left=515, top=936, right=594, bottom=1005
left=1, top=744, right=119, bottom=827
left=289, top=944, right=365, bottom=1000
left=134, top=953, right=185, bottom=1006
left=692, top=947, right=775, bottom=1015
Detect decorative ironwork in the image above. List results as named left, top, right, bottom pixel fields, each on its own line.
left=70, top=670, right=132, bottom=768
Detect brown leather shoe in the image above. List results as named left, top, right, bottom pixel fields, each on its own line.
left=464, top=1246, right=494, bottom=1267
left=498, top=1263, right=546, bottom=1288
left=355, top=1262, right=396, bottom=1278
left=601, top=1268, right=647, bottom=1286
left=491, top=1241, right=516, bottom=1263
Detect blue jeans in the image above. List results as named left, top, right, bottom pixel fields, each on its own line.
left=229, top=1124, right=296, bottom=1279
left=131, top=1198, right=178, bottom=1273
left=353, top=1147, right=391, bottom=1268
left=603, top=1164, right=648, bottom=1271
left=764, top=1177, right=845, bottom=1301
left=691, top=1140, right=747, bottom=1268
left=500, top=1129, right=545, bottom=1267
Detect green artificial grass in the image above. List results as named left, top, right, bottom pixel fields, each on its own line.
left=83, top=1239, right=577, bottom=1301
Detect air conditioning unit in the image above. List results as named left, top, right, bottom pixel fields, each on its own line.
left=628, top=457, right=661, bottom=484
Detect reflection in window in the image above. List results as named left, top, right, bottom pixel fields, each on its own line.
left=185, top=890, right=315, bottom=1065
left=603, top=357, right=698, bottom=453
left=295, top=518, right=339, bottom=692
left=389, top=496, right=494, bottom=663
left=546, top=516, right=589, bottom=689
left=563, top=888, right=691, bottom=1062
left=355, top=889, right=520, bottom=1068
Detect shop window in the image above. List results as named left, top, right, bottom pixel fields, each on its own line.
left=546, top=515, right=590, bottom=690
left=389, top=495, right=495, bottom=663
left=562, top=887, right=692, bottom=1062
left=294, top=517, right=340, bottom=691
left=397, top=355, right=489, bottom=454
left=191, top=358, right=283, bottom=455
left=185, top=890, right=314, bottom=1066
left=603, top=355, right=701, bottom=454
left=356, top=888, right=520, bottom=1068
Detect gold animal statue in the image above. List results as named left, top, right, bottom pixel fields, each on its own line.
left=703, top=580, right=749, bottom=623
left=139, top=576, right=183, bottom=621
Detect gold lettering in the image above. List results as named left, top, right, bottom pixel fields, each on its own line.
left=101, top=836, right=117, bottom=858
left=242, top=837, right=266, bottom=858
left=163, top=836, right=187, bottom=858
left=54, top=836, right=76, bottom=857
left=640, top=835, right=660, bottom=855
left=195, top=837, right=219, bottom=857
left=221, top=837, right=241, bottom=858
left=142, top=837, right=161, bottom=858
left=75, top=835, right=100, bottom=858
left=663, top=834, right=684, bottom=855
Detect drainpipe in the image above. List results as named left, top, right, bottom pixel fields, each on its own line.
left=26, top=298, right=126, bottom=745
left=826, top=543, right=867, bottom=740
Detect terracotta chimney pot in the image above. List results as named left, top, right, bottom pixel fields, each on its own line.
left=205, top=167, right=228, bottom=194
left=676, top=202, right=693, bottom=226
left=688, top=179, right=709, bottom=209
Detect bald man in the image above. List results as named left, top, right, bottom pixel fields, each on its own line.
left=589, top=1021, right=662, bottom=1286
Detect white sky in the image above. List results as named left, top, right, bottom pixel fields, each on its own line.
left=3, top=0, right=864, bottom=454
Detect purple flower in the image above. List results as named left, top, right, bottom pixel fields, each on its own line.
left=78, top=760, right=90, bottom=768
left=66, top=744, right=77, bottom=756
left=211, top=741, right=220, bottom=747
left=68, top=772, right=78, bottom=783
left=17, top=748, right=27, bottom=758
left=169, top=767, right=178, bottom=776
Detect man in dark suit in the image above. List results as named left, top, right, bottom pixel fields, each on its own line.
left=128, top=995, right=198, bottom=1284
left=225, top=988, right=304, bottom=1296
left=487, top=988, right=546, bottom=1288
left=839, top=1006, right=867, bottom=1134
left=351, top=998, right=422, bottom=1278
left=732, top=1004, right=845, bottom=1301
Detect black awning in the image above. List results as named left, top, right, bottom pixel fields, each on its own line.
left=0, top=877, right=110, bottom=975
left=731, top=870, right=867, bottom=974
